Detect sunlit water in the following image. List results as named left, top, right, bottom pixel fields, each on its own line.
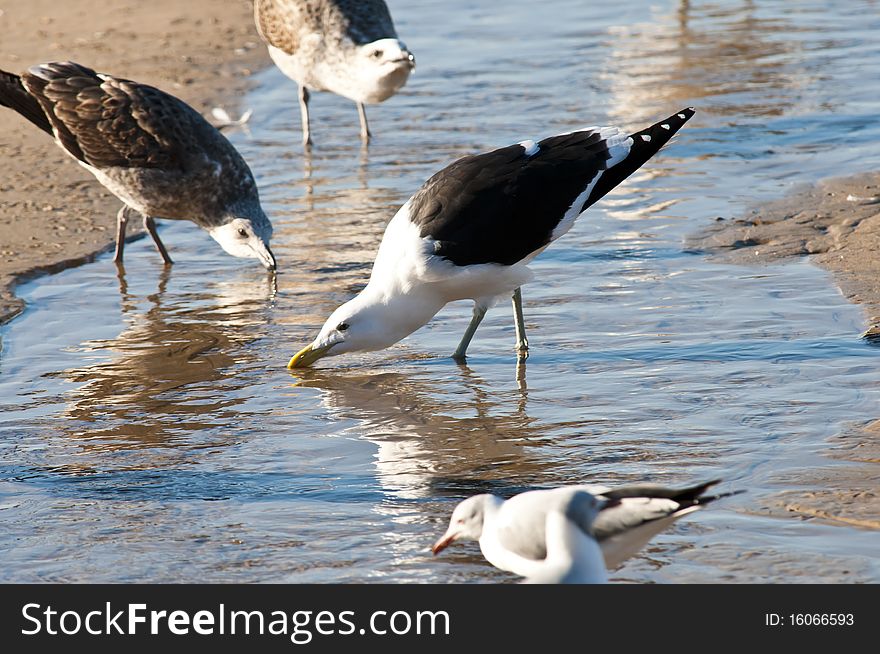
left=1, top=0, right=879, bottom=582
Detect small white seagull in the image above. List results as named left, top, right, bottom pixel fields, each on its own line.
left=431, top=479, right=740, bottom=584
left=287, top=108, right=695, bottom=368
left=254, top=0, right=415, bottom=145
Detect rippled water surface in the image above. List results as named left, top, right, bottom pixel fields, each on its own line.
left=2, top=0, right=879, bottom=582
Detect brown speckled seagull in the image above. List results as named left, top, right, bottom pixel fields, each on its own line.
left=254, top=0, right=415, bottom=145
left=0, top=61, right=276, bottom=270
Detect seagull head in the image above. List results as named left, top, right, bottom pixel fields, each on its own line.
left=209, top=208, right=276, bottom=271
left=355, top=38, right=415, bottom=102
left=431, top=494, right=496, bottom=555
left=287, top=296, right=385, bottom=368
left=287, top=286, right=443, bottom=368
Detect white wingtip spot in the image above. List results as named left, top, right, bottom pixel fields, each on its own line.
left=661, top=123, right=671, bottom=130
left=677, top=113, right=686, bottom=119
left=641, top=134, right=652, bottom=142
left=518, top=139, right=540, bottom=157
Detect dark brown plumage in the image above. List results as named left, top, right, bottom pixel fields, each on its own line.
left=0, top=70, right=53, bottom=136
left=0, top=62, right=275, bottom=270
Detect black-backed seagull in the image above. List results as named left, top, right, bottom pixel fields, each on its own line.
left=0, top=61, right=276, bottom=270
left=254, top=0, right=415, bottom=145
left=432, top=479, right=740, bottom=584
left=288, top=108, right=695, bottom=368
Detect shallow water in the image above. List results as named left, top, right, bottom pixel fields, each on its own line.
left=1, top=0, right=879, bottom=582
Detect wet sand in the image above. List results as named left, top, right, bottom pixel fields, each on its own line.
left=0, top=0, right=268, bottom=323
left=689, top=173, right=880, bottom=531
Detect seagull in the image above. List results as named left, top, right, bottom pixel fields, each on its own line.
left=0, top=61, right=276, bottom=270
left=431, top=479, right=740, bottom=583
left=287, top=107, right=695, bottom=368
left=254, top=0, right=415, bottom=145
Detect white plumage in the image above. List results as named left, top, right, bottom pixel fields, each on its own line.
left=432, top=479, right=738, bottom=584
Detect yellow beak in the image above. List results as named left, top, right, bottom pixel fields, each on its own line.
left=287, top=342, right=335, bottom=369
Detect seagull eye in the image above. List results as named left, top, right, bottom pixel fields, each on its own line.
left=237, top=228, right=247, bottom=237
left=372, top=50, right=383, bottom=59
left=337, top=322, right=350, bottom=332
left=456, top=519, right=464, bottom=524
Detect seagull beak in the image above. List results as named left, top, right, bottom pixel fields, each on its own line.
left=431, top=531, right=457, bottom=555
left=253, top=243, right=276, bottom=271
left=390, top=53, right=415, bottom=68
left=287, top=341, right=335, bottom=369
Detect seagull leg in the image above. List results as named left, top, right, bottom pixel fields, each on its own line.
left=512, top=287, right=530, bottom=359
left=113, top=205, right=132, bottom=266
left=299, top=85, right=312, bottom=147
left=357, top=102, right=371, bottom=144
left=143, top=215, right=173, bottom=265
left=515, top=355, right=528, bottom=394
left=452, top=304, right=487, bottom=362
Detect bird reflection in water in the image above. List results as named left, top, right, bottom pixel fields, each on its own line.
left=288, top=362, right=545, bottom=503
left=605, top=0, right=820, bottom=125
left=54, top=266, right=278, bottom=449
left=298, top=143, right=372, bottom=214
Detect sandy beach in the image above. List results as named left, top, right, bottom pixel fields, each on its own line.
left=0, top=0, right=268, bottom=323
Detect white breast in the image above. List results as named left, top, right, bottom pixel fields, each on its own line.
left=368, top=201, right=534, bottom=307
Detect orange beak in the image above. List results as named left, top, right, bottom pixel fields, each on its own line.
left=431, top=532, right=457, bottom=555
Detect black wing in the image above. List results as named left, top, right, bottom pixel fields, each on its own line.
left=600, top=479, right=721, bottom=504
left=19, top=61, right=208, bottom=170
left=408, top=108, right=695, bottom=267
left=584, top=107, right=695, bottom=207
left=593, top=479, right=744, bottom=542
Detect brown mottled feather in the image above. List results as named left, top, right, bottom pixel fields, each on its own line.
left=20, top=62, right=201, bottom=170
left=254, top=0, right=303, bottom=53
left=255, top=0, right=397, bottom=54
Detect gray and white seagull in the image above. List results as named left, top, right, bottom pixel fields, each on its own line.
left=0, top=61, right=276, bottom=270
left=432, top=479, right=740, bottom=584
left=287, top=107, right=695, bottom=368
left=254, top=0, right=415, bottom=145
